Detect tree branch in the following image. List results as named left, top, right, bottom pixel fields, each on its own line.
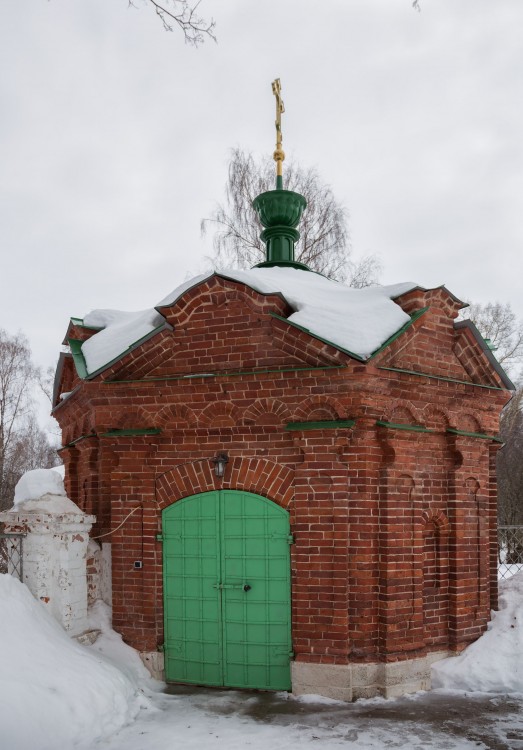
left=143, top=0, right=216, bottom=45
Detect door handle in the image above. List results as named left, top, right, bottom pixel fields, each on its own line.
left=213, top=582, right=251, bottom=590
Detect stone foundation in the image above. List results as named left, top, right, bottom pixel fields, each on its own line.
left=140, top=651, right=165, bottom=681
left=291, top=651, right=452, bottom=701
left=140, top=650, right=452, bottom=697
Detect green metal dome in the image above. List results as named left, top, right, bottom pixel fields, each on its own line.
left=252, top=177, right=308, bottom=270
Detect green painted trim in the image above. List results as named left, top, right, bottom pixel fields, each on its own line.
left=285, top=420, right=356, bottom=431
left=254, top=260, right=311, bottom=271
left=70, top=317, right=103, bottom=331
left=376, top=421, right=435, bottom=433
left=369, top=308, right=429, bottom=359
left=270, top=313, right=366, bottom=361
left=446, top=428, right=502, bottom=443
left=378, top=366, right=505, bottom=391
left=100, top=428, right=162, bottom=437
left=68, top=339, right=89, bottom=379
left=59, top=434, right=97, bottom=449
left=104, top=364, right=345, bottom=385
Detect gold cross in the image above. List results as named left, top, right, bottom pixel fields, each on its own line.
left=272, top=78, right=285, bottom=177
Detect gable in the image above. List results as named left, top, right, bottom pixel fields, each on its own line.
left=373, top=291, right=513, bottom=389
left=96, top=282, right=348, bottom=382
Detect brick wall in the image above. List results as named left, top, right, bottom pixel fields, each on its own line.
left=53, top=278, right=510, bottom=667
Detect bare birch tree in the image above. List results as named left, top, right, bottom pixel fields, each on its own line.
left=0, top=329, right=58, bottom=510
left=460, top=301, right=523, bottom=380
left=202, top=149, right=381, bottom=286
left=497, top=387, right=523, bottom=529
left=458, top=303, right=523, bottom=525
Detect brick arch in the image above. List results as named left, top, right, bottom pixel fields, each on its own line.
left=155, top=456, right=294, bottom=512
left=389, top=405, right=418, bottom=425
left=455, top=413, right=483, bottom=433
left=114, top=406, right=151, bottom=430
left=243, top=398, right=290, bottom=426
left=292, top=396, right=347, bottom=422
left=156, top=403, right=197, bottom=428
left=161, top=276, right=288, bottom=329
left=422, top=406, right=450, bottom=431
left=199, top=401, right=241, bottom=428
left=397, top=473, right=415, bottom=497
left=421, top=509, right=450, bottom=532
left=380, top=399, right=421, bottom=425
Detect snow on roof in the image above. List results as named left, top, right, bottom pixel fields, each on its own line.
left=79, top=267, right=419, bottom=376
left=81, top=308, right=165, bottom=374
left=159, top=268, right=417, bottom=357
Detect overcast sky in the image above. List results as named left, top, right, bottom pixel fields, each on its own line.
left=1, top=0, right=522, bottom=380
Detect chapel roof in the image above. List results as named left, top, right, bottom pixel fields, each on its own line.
left=57, top=265, right=513, bottom=393
left=71, top=267, right=424, bottom=376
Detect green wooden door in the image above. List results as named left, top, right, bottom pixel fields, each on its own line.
left=162, top=490, right=292, bottom=690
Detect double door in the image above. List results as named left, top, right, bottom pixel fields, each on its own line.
left=162, top=490, right=292, bottom=690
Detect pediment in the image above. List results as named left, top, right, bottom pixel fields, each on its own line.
left=373, top=307, right=512, bottom=388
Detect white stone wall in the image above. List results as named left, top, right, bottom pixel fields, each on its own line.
left=0, top=495, right=95, bottom=637
left=101, top=542, right=112, bottom=606
left=87, top=540, right=112, bottom=608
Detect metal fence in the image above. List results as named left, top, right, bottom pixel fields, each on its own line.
left=0, top=533, right=24, bottom=581
left=498, top=525, right=523, bottom=580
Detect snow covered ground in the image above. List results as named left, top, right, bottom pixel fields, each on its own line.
left=2, top=572, right=523, bottom=750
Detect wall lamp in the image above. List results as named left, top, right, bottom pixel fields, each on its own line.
left=212, top=452, right=229, bottom=478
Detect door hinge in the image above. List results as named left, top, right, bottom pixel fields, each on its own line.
left=156, top=533, right=163, bottom=542
left=158, top=643, right=165, bottom=652
left=274, top=647, right=295, bottom=658
left=287, top=534, right=295, bottom=544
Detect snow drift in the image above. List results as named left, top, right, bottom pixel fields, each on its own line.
left=0, top=575, right=149, bottom=750
left=432, top=572, right=523, bottom=693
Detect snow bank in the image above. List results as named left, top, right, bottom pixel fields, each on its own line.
left=0, top=575, right=149, bottom=750
left=87, top=600, right=162, bottom=692
left=81, top=267, right=419, bottom=375
left=432, top=572, right=523, bottom=693
left=52, top=463, right=65, bottom=478
left=13, top=468, right=66, bottom=504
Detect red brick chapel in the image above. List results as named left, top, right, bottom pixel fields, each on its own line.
left=52, top=92, right=512, bottom=699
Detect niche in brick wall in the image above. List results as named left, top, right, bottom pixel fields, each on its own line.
left=422, top=511, right=450, bottom=646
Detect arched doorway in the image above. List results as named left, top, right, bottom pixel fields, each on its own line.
left=162, top=490, right=292, bottom=690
